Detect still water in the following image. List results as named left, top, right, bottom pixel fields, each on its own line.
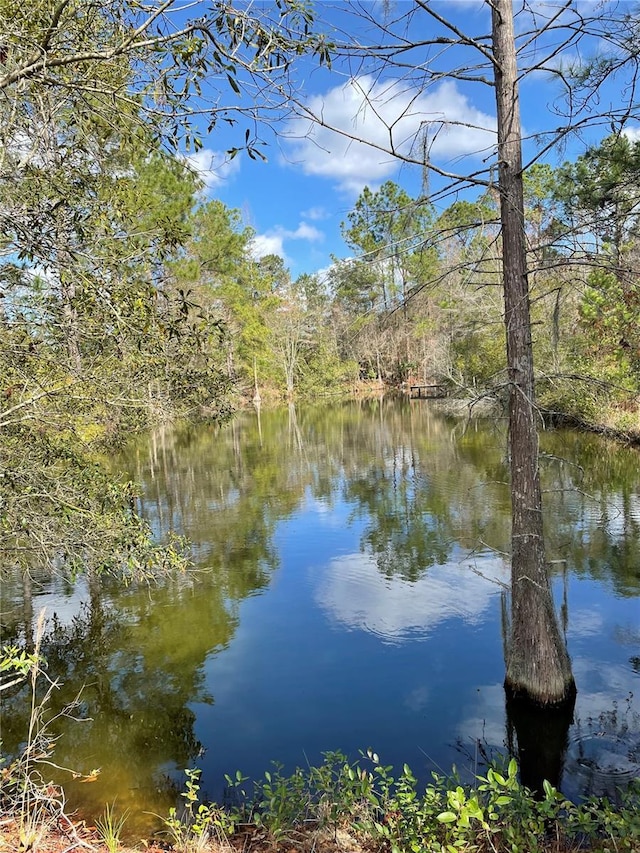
left=2, top=398, right=640, bottom=829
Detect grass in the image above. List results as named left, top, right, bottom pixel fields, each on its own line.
left=95, top=802, right=130, bottom=853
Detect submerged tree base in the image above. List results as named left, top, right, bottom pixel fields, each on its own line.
left=504, top=643, right=577, bottom=709
left=504, top=561, right=577, bottom=709
left=505, top=683, right=577, bottom=796
left=503, top=674, right=577, bottom=710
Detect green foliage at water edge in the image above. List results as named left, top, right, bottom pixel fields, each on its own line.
left=163, top=751, right=640, bottom=853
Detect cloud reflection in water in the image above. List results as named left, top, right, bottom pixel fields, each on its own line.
left=315, top=550, right=509, bottom=644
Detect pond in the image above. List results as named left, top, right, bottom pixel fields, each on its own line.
left=2, top=398, right=639, bottom=832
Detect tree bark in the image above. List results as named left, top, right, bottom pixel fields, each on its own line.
left=491, top=0, right=575, bottom=706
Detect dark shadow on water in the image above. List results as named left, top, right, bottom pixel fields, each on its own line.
left=505, top=688, right=576, bottom=796
left=506, top=687, right=640, bottom=802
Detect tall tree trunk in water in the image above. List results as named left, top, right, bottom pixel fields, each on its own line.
left=491, top=0, right=575, bottom=706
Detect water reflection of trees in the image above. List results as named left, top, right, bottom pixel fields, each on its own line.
left=0, top=569, right=248, bottom=830
left=3, top=400, right=639, bottom=822
left=341, top=404, right=511, bottom=580
left=122, top=399, right=640, bottom=596
left=539, top=430, right=640, bottom=597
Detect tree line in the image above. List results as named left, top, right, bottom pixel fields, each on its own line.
left=5, top=123, right=639, bottom=434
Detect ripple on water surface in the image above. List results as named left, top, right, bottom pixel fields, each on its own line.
left=564, top=732, right=640, bottom=801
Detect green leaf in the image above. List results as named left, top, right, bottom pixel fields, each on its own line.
left=542, top=779, right=555, bottom=798
left=437, top=811, right=458, bottom=823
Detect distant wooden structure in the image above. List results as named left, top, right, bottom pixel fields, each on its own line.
left=409, top=383, right=448, bottom=399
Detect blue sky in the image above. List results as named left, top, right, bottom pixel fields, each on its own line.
left=182, top=0, right=639, bottom=279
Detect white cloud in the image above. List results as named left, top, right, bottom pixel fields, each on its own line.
left=183, top=147, right=241, bottom=190
left=290, top=222, right=323, bottom=241
left=249, top=221, right=324, bottom=261
left=249, top=233, right=286, bottom=260
left=285, top=76, right=496, bottom=194
left=302, top=206, right=331, bottom=221
left=312, top=264, right=336, bottom=287
left=622, top=126, right=640, bottom=143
